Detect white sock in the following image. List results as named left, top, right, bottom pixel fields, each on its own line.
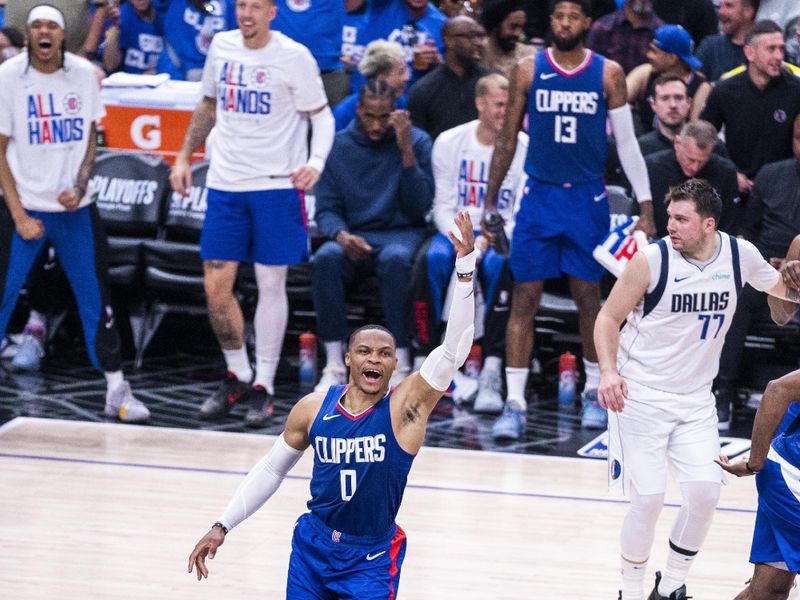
left=396, top=347, right=410, bottom=370
left=505, top=366, right=528, bottom=410
left=483, top=355, right=502, bottom=373
left=253, top=264, right=288, bottom=394
left=223, top=346, right=252, bottom=383
left=659, top=546, right=696, bottom=597
left=324, top=341, right=344, bottom=369
left=105, top=370, right=124, bottom=391
left=620, top=554, right=648, bottom=600
left=583, top=358, right=600, bottom=390
left=26, top=310, right=47, bottom=334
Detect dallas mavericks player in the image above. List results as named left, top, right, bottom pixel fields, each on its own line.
left=481, top=0, right=655, bottom=441
left=717, top=238, right=800, bottom=600
left=595, top=180, right=800, bottom=600
left=187, top=213, right=477, bottom=598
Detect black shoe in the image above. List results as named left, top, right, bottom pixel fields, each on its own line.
left=244, top=385, right=274, bottom=428
left=199, top=372, right=250, bottom=420
left=715, top=386, right=733, bottom=432
left=647, top=571, right=689, bottom=600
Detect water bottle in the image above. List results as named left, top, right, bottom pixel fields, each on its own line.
left=484, top=212, right=510, bottom=255
left=464, top=343, right=482, bottom=378
left=299, top=331, right=317, bottom=389
left=558, top=351, right=577, bottom=409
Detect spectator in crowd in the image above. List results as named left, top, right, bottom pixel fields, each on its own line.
left=157, top=0, right=237, bottom=81
left=312, top=81, right=434, bottom=392
left=341, top=0, right=368, bottom=77
left=586, top=0, right=664, bottom=74
left=646, top=121, right=740, bottom=237
left=786, top=16, right=800, bottom=65
left=627, top=24, right=711, bottom=131
left=652, top=0, right=718, bottom=47
left=0, top=25, right=23, bottom=63
left=479, top=0, right=534, bottom=79
left=417, top=73, right=528, bottom=414
left=408, top=15, right=489, bottom=140
left=701, top=20, right=800, bottom=195
left=6, top=0, right=103, bottom=56
left=102, top=0, right=164, bottom=74
left=272, top=0, right=349, bottom=106
left=333, top=40, right=409, bottom=131
left=714, top=118, right=800, bottom=430
left=439, top=0, right=473, bottom=18
left=0, top=4, right=150, bottom=421
left=695, top=0, right=759, bottom=81
left=353, top=0, right=447, bottom=89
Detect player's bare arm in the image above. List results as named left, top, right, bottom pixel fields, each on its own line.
left=482, top=56, right=531, bottom=242
left=604, top=59, right=656, bottom=238
left=290, top=103, right=334, bottom=190
left=59, top=122, right=97, bottom=211
left=170, top=96, right=217, bottom=196
left=392, top=212, right=475, bottom=454
left=768, top=235, right=800, bottom=325
left=0, top=134, right=44, bottom=240
left=594, top=251, right=651, bottom=412
left=187, top=393, right=318, bottom=580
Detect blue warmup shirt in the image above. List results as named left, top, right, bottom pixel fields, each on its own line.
left=308, top=384, right=415, bottom=537
left=525, top=49, right=607, bottom=184
left=773, top=405, right=800, bottom=466
left=272, top=0, right=344, bottom=71
left=117, top=2, right=164, bottom=73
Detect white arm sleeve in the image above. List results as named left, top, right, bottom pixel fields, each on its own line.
left=609, top=104, right=651, bottom=203
left=306, top=106, right=335, bottom=174
left=218, top=435, right=305, bottom=532
left=420, top=250, right=477, bottom=391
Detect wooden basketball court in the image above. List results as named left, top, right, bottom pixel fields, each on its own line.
left=0, top=416, right=782, bottom=599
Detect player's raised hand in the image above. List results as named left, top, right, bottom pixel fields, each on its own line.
left=597, top=370, right=627, bottom=413
left=447, top=211, right=475, bottom=258
left=187, top=526, right=226, bottom=581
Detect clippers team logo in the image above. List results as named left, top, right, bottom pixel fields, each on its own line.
left=250, top=67, right=271, bottom=89
left=287, top=0, right=311, bottom=12
left=218, top=61, right=271, bottom=115
left=331, top=530, right=342, bottom=543
left=26, top=93, right=85, bottom=145
left=63, top=93, right=82, bottom=115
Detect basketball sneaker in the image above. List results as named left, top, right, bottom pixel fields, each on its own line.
left=314, top=364, right=347, bottom=393
left=105, top=381, right=150, bottom=423
left=200, top=372, right=250, bottom=420
left=474, top=367, right=504, bottom=414
left=580, top=389, right=608, bottom=430
left=10, top=329, right=44, bottom=372
left=244, top=385, right=274, bottom=428
left=647, top=571, right=690, bottom=600
left=492, top=404, right=527, bottom=441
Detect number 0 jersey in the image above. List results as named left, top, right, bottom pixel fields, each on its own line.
left=618, top=234, right=778, bottom=396
left=307, top=385, right=415, bottom=538
left=525, top=48, right=607, bottom=184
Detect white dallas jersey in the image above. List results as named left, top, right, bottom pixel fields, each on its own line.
left=200, top=30, right=327, bottom=191
left=618, top=233, right=779, bottom=395
left=0, top=52, right=104, bottom=212
left=432, top=120, right=528, bottom=238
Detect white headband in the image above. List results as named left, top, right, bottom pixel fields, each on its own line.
left=27, top=5, right=66, bottom=29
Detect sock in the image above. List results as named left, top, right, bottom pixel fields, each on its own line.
left=583, top=358, right=600, bottom=390
left=223, top=347, right=252, bottom=383
left=324, top=341, right=344, bottom=369
left=105, top=370, right=124, bottom=391
left=253, top=264, right=287, bottom=395
left=659, top=542, right=697, bottom=596
left=505, top=366, right=528, bottom=411
left=26, top=310, right=46, bottom=336
left=620, top=554, right=648, bottom=600
left=483, top=355, right=502, bottom=373
left=253, top=357, right=278, bottom=395
left=396, top=347, right=410, bottom=370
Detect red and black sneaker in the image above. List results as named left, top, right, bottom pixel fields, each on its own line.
left=199, top=372, right=250, bottom=420
left=244, top=385, right=274, bottom=428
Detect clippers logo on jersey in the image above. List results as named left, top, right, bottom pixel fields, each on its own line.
left=314, top=434, right=387, bottom=464
left=125, top=34, right=164, bottom=71
left=91, top=175, right=158, bottom=206
left=27, top=93, right=84, bottom=145
left=184, top=0, right=227, bottom=55
left=670, top=291, right=730, bottom=313
left=457, top=159, right=514, bottom=210
left=534, top=89, right=599, bottom=114
left=217, top=61, right=271, bottom=115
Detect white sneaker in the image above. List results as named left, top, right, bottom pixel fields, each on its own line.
left=389, top=365, right=410, bottom=389
left=314, top=364, right=347, bottom=393
left=105, top=381, right=151, bottom=423
left=474, top=367, right=504, bottom=414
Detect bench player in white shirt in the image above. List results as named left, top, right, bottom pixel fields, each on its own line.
left=595, top=179, right=800, bottom=600
left=170, top=0, right=335, bottom=427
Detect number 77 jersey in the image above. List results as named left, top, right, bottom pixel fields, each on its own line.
left=307, top=384, right=415, bottom=538
left=618, top=234, right=780, bottom=396
left=525, top=48, right=608, bottom=185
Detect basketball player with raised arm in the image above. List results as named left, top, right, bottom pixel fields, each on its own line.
left=187, top=212, right=476, bottom=598
left=595, top=179, right=800, bottom=600
left=169, top=0, right=335, bottom=427
left=481, top=0, right=655, bottom=440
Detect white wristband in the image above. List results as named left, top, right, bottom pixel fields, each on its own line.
left=455, top=249, right=477, bottom=277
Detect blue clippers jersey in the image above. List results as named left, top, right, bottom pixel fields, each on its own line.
left=118, top=3, right=164, bottom=74
left=525, top=49, right=607, bottom=184
left=272, top=0, right=344, bottom=71
left=308, top=384, right=415, bottom=537
left=773, top=403, right=800, bottom=467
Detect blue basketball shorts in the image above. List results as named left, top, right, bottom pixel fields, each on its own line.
left=749, top=448, right=800, bottom=572
left=286, top=512, right=407, bottom=599
left=200, top=187, right=308, bottom=265
left=510, top=178, right=609, bottom=283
